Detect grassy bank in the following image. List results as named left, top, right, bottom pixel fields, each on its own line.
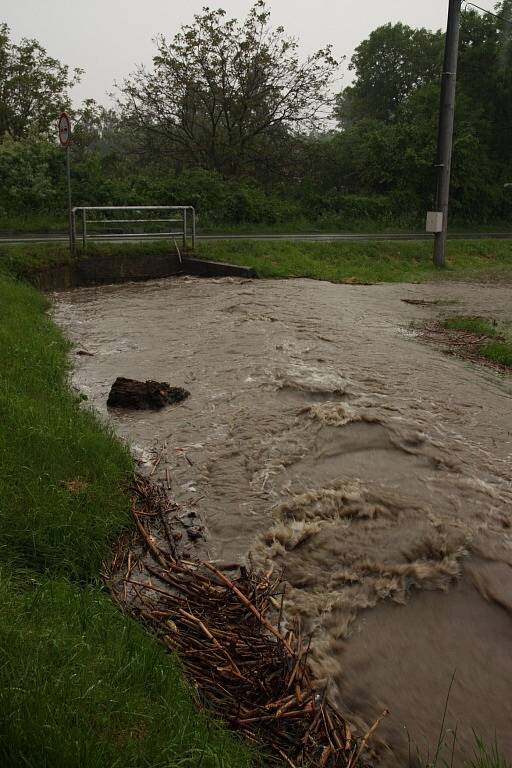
left=0, top=240, right=172, bottom=282
left=1, top=238, right=512, bottom=285
left=0, top=274, right=257, bottom=767
left=441, top=316, right=512, bottom=368
left=196, top=239, right=512, bottom=283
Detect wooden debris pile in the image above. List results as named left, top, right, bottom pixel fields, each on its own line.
left=106, top=476, right=374, bottom=768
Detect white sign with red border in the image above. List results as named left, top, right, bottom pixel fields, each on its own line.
left=58, top=112, right=72, bottom=147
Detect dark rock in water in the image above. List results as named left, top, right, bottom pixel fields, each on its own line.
left=107, top=377, right=190, bottom=410
left=186, top=525, right=205, bottom=542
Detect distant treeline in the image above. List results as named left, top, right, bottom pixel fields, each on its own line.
left=1, top=2, right=512, bottom=228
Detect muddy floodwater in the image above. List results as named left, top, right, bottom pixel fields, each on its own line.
left=54, top=276, right=512, bottom=766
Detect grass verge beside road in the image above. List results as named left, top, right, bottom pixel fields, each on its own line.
left=0, top=274, right=257, bottom=767
left=196, top=239, right=512, bottom=283
left=1, top=238, right=512, bottom=285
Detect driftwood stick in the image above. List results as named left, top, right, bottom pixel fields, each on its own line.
left=131, top=502, right=168, bottom=568
left=347, top=709, right=389, bottom=768
left=202, top=561, right=296, bottom=657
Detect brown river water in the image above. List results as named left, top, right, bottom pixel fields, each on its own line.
left=53, top=276, right=512, bottom=766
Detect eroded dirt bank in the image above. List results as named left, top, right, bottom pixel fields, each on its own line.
left=54, top=277, right=512, bottom=766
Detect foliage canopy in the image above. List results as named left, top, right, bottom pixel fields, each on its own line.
left=1, top=3, right=512, bottom=227
left=118, top=2, right=339, bottom=174
left=0, top=23, right=81, bottom=141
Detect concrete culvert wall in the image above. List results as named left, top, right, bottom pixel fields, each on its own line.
left=24, top=252, right=257, bottom=291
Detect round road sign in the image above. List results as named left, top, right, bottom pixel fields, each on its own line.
left=58, top=112, right=71, bottom=147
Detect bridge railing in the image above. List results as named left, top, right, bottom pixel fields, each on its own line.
left=71, top=206, right=196, bottom=252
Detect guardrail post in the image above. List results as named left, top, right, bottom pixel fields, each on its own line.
left=71, top=209, right=77, bottom=254
left=67, top=206, right=193, bottom=250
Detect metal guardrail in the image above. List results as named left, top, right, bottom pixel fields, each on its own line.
left=71, top=206, right=196, bottom=251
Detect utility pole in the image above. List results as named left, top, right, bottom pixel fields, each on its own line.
left=433, top=0, right=462, bottom=267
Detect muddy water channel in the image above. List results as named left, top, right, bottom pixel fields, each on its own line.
left=54, top=277, right=512, bottom=766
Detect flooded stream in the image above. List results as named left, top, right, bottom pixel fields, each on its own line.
left=54, top=276, right=512, bottom=766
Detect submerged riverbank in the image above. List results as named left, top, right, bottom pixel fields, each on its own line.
left=0, top=274, right=258, bottom=767
left=53, top=275, right=512, bottom=767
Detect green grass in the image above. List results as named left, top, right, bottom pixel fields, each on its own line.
left=0, top=241, right=173, bottom=282
left=417, top=737, right=510, bottom=768
left=0, top=277, right=132, bottom=578
left=1, top=238, right=512, bottom=285
left=439, top=315, right=512, bottom=369
left=196, top=239, right=512, bottom=283
left=442, top=316, right=499, bottom=336
left=470, top=738, right=511, bottom=768
left=0, top=273, right=258, bottom=767
left=417, top=735, right=511, bottom=768
left=0, top=241, right=74, bottom=278
left=414, top=675, right=510, bottom=768
left=479, top=341, right=512, bottom=367
left=0, top=569, right=255, bottom=768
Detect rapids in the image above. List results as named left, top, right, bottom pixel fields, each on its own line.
left=54, top=276, right=512, bottom=765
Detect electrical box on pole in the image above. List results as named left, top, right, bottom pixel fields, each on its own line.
left=426, top=211, right=444, bottom=233
left=432, top=0, right=462, bottom=267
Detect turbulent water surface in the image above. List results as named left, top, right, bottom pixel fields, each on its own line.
left=54, top=276, right=512, bottom=766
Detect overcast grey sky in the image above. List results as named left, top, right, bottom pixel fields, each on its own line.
left=3, top=0, right=454, bottom=105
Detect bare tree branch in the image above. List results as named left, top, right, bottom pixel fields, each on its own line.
left=116, top=3, right=341, bottom=174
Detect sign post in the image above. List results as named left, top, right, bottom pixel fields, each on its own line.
left=58, top=112, right=74, bottom=253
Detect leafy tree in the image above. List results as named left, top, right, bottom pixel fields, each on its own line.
left=118, top=2, right=339, bottom=175
left=457, top=4, right=512, bottom=162
left=335, top=22, right=443, bottom=126
left=0, top=23, right=82, bottom=141
left=329, top=5, right=512, bottom=222
left=69, top=100, right=131, bottom=162
left=0, top=137, right=61, bottom=213
left=1, top=4, right=511, bottom=226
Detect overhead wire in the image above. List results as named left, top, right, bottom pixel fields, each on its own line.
left=463, top=2, right=512, bottom=23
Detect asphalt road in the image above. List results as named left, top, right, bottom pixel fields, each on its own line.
left=1, top=231, right=512, bottom=245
